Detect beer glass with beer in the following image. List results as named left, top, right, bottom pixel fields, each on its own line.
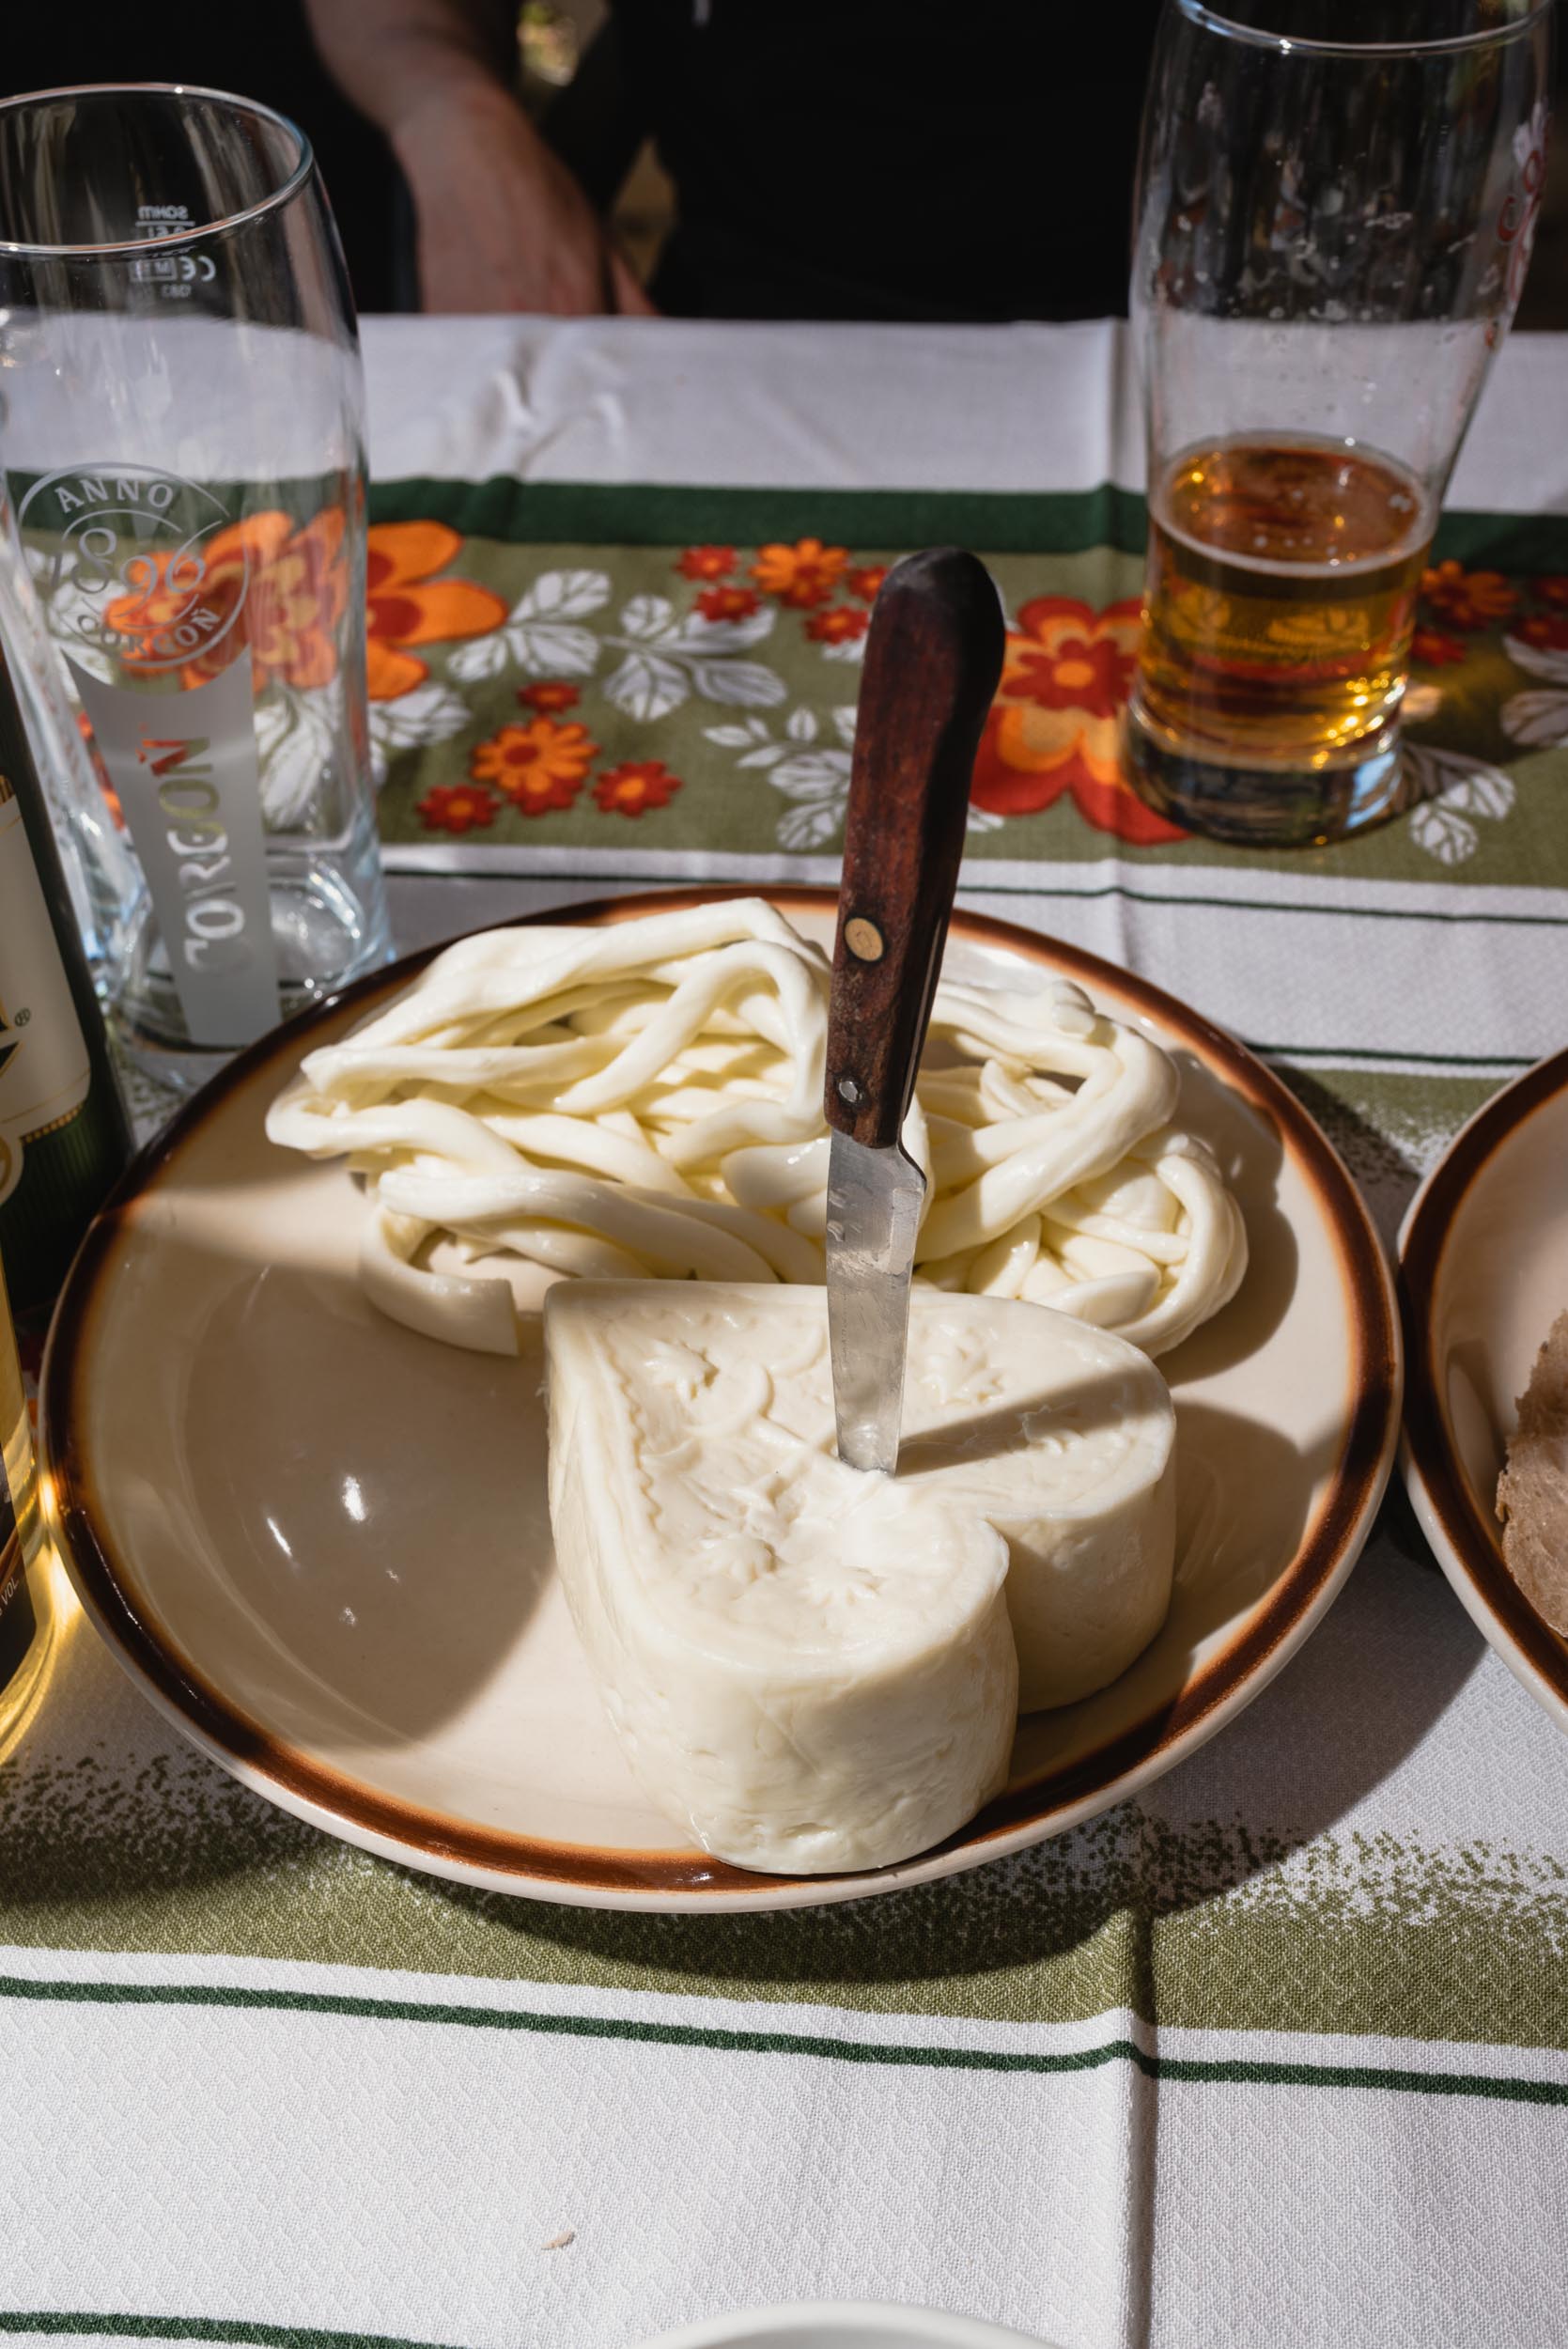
left=1126, top=0, right=1553, bottom=846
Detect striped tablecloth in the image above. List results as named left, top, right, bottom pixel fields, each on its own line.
left=7, top=318, right=1568, bottom=2349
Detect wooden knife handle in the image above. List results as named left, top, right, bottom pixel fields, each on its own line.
left=824, top=547, right=1006, bottom=1151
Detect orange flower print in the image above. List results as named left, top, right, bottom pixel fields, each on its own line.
left=366, top=521, right=507, bottom=701
left=417, top=783, right=498, bottom=834
left=675, top=546, right=737, bottom=582
left=471, top=717, right=598, bottom=813
left=752, top=537, right=847, bottom=609
left=1420, top=559, right=1516, bottom=630
left=970, top=595, right=1181, bottom=845
left=593, top=759, right=683, bottom=817
left=846, top=565, right=888, bottom=604
left=1514, top=612, right=1568, bottom=653
left=106, top=508, right=348, bottom=692
left=518, top=680, right=581, bottom=712
left=1533, top=575, right=1568, bottom=607
left=696, top=585, right=761, bottom=623
left=805, top=606, right=869, bottom=646
left=1411, top=628, right=1467, bottom=667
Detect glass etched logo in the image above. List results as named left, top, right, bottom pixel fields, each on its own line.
left=17, top=465, right=249, bottom=675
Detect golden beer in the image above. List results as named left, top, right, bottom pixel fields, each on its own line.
left=0, top=1252, right=54, bottom=1762
left=1126, top=436, right=1434, bottom=840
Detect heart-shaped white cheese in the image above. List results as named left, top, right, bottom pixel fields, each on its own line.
left=544, top=1283, right=1175, bottom=1874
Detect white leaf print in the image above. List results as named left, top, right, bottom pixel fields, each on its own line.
left=786, top=707, right=819, bottom=742
left=1403, top=742, right=1514, bottom=821
left=770, top=748, right=852, bottom=801
left=450, top=614, right=601, bottom=677
left=366, top=681, right=471, bottom=788
left=831, top=707, right=858, bottom=745
left=699, top=611, right=774, bottom=648
left=819, top=634, right=867, bottom=664
left=603, top=649, right=688, bottom=722
left=446, top=631, right=511, bottom=682
left=1408, top=801, right=1477, bottom=863
left=666, top=609, right=776, bottom=653
left=619, top=595, right=677, bottom=641
left=966, top=804, right=1005, bottom=832
left=256, top=686, right=336, bottom=826
left=1453, top=766, right=1514, bottom=820
left=737, top=743, right=787, bottom=769
left=1503, top=634, right=1568, bottom=685
left=778, top=800, right=846, bottom=851
left=520, top=568, right=611, bottom=620
left=688, top=659, right=787, bottom=708
left=745, top=715, right=772, bottom=740
left=704, top=724, right=758, bottom=749
left=1501, top=688, right=1568, bottom=748
left=507, top=620, right=600, bottom=676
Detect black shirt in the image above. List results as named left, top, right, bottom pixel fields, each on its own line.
left=609, top=0, right=1163, bottom=320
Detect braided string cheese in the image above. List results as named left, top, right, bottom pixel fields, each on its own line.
left=265, top=898, right=1247, bottom=1357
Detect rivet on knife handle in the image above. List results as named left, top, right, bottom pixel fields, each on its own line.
left=825, top=548, right=1007, bottom=1147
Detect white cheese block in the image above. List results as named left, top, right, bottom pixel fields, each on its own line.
left=543, top=1283, right=1176, bottom=1875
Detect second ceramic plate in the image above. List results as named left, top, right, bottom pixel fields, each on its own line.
left=1400, top=1044, right=1568, bottom=1731
left=43, top=889, right=1401, bottom=1911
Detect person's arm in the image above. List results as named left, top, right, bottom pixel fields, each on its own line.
left=303, top=0, right=653, bottom=315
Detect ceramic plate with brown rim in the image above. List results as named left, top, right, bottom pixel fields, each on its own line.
left=42, top=888, right=1400, bottom=1913
left=1400, top=1045, right=1568, bottom=1734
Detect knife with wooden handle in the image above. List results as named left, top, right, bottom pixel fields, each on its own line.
left=823, top=546, right=1006, bottom=1474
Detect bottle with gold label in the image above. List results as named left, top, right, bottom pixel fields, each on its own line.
left=0, top=1252, right=54, bottom=1761
left=0, top=623, right=132, bottom=1322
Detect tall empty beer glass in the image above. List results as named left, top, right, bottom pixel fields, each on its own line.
left=1126, top=1, right=1553, bottom=846
left=0, top=85, right=391, bottom=1083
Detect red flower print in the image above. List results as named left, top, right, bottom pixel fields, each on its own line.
left=1002, top=631, right=1135, bottom=720
left=1514, top=613, right=1568, bottom=652
left=518, top=680, right=581, bottom=712
left=1420, top=559, right=1516, bottom=629
left=470, top=716, right=597, bottom=814
left=696, top=585, right=761, bottom=623
left=417, top=783, right=498, bottom=834
left=593, top=760, right=683, bottom=817
left=970, top=594, right=1181, bottom=845
left=1533, top=575, right=1568, bottom=608
left=846, top=565, right=889, bottom=604
left=675, top=546, right=737, bottom=582
left=805, top=606, right=869, bottom=646
left=1411, top=628, right=1467, bottom=667
left=752, top=537, right=848, bottom=609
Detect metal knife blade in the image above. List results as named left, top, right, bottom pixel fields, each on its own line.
left=825, top=1128, right=926, bottom=1475
left=821, top=547, right=1006, bottom=1476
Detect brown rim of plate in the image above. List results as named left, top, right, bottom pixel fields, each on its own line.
left=44, top=885, right=1400, bottom=1901
left=1399, top=1042, right=1568, bottom=1704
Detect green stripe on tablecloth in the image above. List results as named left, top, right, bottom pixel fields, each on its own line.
left=4, top=1974, right=1566, bottom=2110
left=8, top=1609, right=1568, bottom=2060
left=365, top=476, right=1568, bottom=571
left=1252, top=1045, right=1533, bottom=1068
left=0, top=2317, right=452, bottom=2349
left=380, top=857, right=1568, bottom=926
left=366, top=477, right=1153, bottom=555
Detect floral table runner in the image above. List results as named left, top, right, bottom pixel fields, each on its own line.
left=355, top=477, right=1568, bottom=884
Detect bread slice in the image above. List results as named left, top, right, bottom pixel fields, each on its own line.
left=1496, top=1310, right=1568, bottom=1636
